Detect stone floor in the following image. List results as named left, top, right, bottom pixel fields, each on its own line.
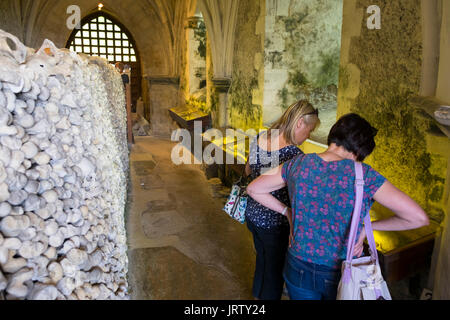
left=124, top=136, right=429, bottom=301
left=125, top=136, right=256, bottom=300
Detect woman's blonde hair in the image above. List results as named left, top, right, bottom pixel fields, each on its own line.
left=269, top=100, right=320, bottom=145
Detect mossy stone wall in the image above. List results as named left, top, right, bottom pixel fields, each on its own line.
left=339, top=0, right=447, bottom=223
left=263, top=0, right=343, bottom=143
left=228, top=0, right=264, bottom=131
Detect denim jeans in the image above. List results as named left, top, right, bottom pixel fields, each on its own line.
left=283, top=252, right=341, bottom=300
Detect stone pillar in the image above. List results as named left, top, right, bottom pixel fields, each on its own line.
left=433, top=152, right=450, bottom=299
left=186, top=16, right=206, bottom=96
left=146, top=76, right=181, bottom=138
left=212, top=78, right=231, bottom=129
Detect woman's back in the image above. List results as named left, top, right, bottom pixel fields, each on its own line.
left=282, top=153, right=386, bottom=269
left=246, top=134, right=302, bottom=229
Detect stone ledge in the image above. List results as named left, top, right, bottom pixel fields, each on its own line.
left=409, top=96, right=450, bottom=139
left=145, top=76, right=180, bottom=85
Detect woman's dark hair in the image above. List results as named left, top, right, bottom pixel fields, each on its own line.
left=327, top=113, right=378, bottom=161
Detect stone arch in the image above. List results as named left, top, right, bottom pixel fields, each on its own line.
left=65, top=10, right=142, bottom=108
left=26, top=0, right=186, bottom=132
left=29, top=0, right=173, bottom=76
left=197, top=0, right=239, bottom=80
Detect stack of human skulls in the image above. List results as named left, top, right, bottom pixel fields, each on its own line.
left=0, top=30, right=129, bottom=300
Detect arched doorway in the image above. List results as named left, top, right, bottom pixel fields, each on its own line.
left=65, top=11, right=142, bottom=110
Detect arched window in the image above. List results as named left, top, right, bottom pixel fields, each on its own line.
left=67, top=14, right=137, bottom=63
left=66, top=12, right=142, bottom=110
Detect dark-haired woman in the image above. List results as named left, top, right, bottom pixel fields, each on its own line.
left=247, top=113, right=429, bottom=300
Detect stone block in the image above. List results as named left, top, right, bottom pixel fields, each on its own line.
left=263, top=69, right=288, bottom=90
left=263, top=89, right=282, bottom=107
left=265, top=15, right=276, bottom=33
left=425, top=130, right=450, bottom=158
left=265, top=33, right=285, bottom=51
left=263, top=106, right=282, bottom=127
left=276, top=0, right=290, bottom=17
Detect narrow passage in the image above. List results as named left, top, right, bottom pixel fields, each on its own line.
left=126, top=136, right=255, bottom=300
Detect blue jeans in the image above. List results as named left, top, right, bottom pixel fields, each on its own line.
left=283, top=252, right=341, bottom=300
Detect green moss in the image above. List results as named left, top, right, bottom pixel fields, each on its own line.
left=229, top=71, right=261, bottom=130
left=351, top=87, right=442, bottom=221
left=278, top=87, right=290, bottom=110
left=186, top=97, right=208, bottom=114
left=429, top=182, right=445, bottom=203
left=339, top=65, right=350, bottom=90
left=266, top=51, right=283, bottom=68
left=316, top=51, right=340, bottom=87
left=280, top=12, right=309, bottom=34
left=194, top=21, right=207, bottom=59
left=289, top=70, right=309, bottom=87
left=343, top=0, right=447, bottom=221
left=210, top=88, right=218, bottom=113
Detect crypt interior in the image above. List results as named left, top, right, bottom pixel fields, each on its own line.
left=0, top=0, right=449, bottom=300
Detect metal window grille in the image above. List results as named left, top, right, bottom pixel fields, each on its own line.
left=68, top=15, right=137, bottom=63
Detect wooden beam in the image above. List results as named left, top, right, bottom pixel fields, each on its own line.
left=126, top=83, right=134, bottom=144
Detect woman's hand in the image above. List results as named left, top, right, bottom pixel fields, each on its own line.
left=353, top=227, right=366, bottom=258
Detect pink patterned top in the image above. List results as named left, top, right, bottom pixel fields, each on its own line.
left=282, top=153, right=386, bottom=269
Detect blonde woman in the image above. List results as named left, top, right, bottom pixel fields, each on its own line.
left=245, top=100, right=320, bottom=300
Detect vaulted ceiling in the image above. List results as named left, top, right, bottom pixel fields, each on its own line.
left=0, top=0, right=239, bottom=79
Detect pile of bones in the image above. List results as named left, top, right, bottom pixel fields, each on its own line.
left=0, top=30, right=129, bottom=300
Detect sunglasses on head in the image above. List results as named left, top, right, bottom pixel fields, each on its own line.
left=305, top=109, right=319, bottom=116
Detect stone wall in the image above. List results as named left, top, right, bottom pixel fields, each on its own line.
left=147, top=79, right=181, bottom=139
left=228, top=0, right=264, bottom=131
left=426, top=0, right=450, bottom=300
left=263, top=0, right=343, bottom=142
left=0, top=2, right=22, bottom=41
left=339, top=0, right=450, bottom=297
left=339, top=0, right=447, bottom=223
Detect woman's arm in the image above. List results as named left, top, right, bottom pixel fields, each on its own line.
left=352, top=180, right=429, bottom=258
left=371, top=181, right=429, bottom=231
left=246, top=165, right=288, bottom=215
left=245, top=161, right=252, bottom=177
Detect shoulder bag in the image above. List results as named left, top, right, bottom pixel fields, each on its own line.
left=336, top=161, right=391, bottom=300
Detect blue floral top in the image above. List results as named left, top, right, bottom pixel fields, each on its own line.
left=282, top=153, right=386, bottom=269
left=246, top=135, right=303, bottom=229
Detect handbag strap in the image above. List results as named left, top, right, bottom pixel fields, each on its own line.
left=345, top=162, right=379, bottom=264
left=237, top=134, right=260, bottom=184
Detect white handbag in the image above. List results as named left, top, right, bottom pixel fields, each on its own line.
left=336, top=162, right=392, bottom=300
left=223, top=181, right=247, bottom=224
left=223, top=162, right=248, bottom=224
